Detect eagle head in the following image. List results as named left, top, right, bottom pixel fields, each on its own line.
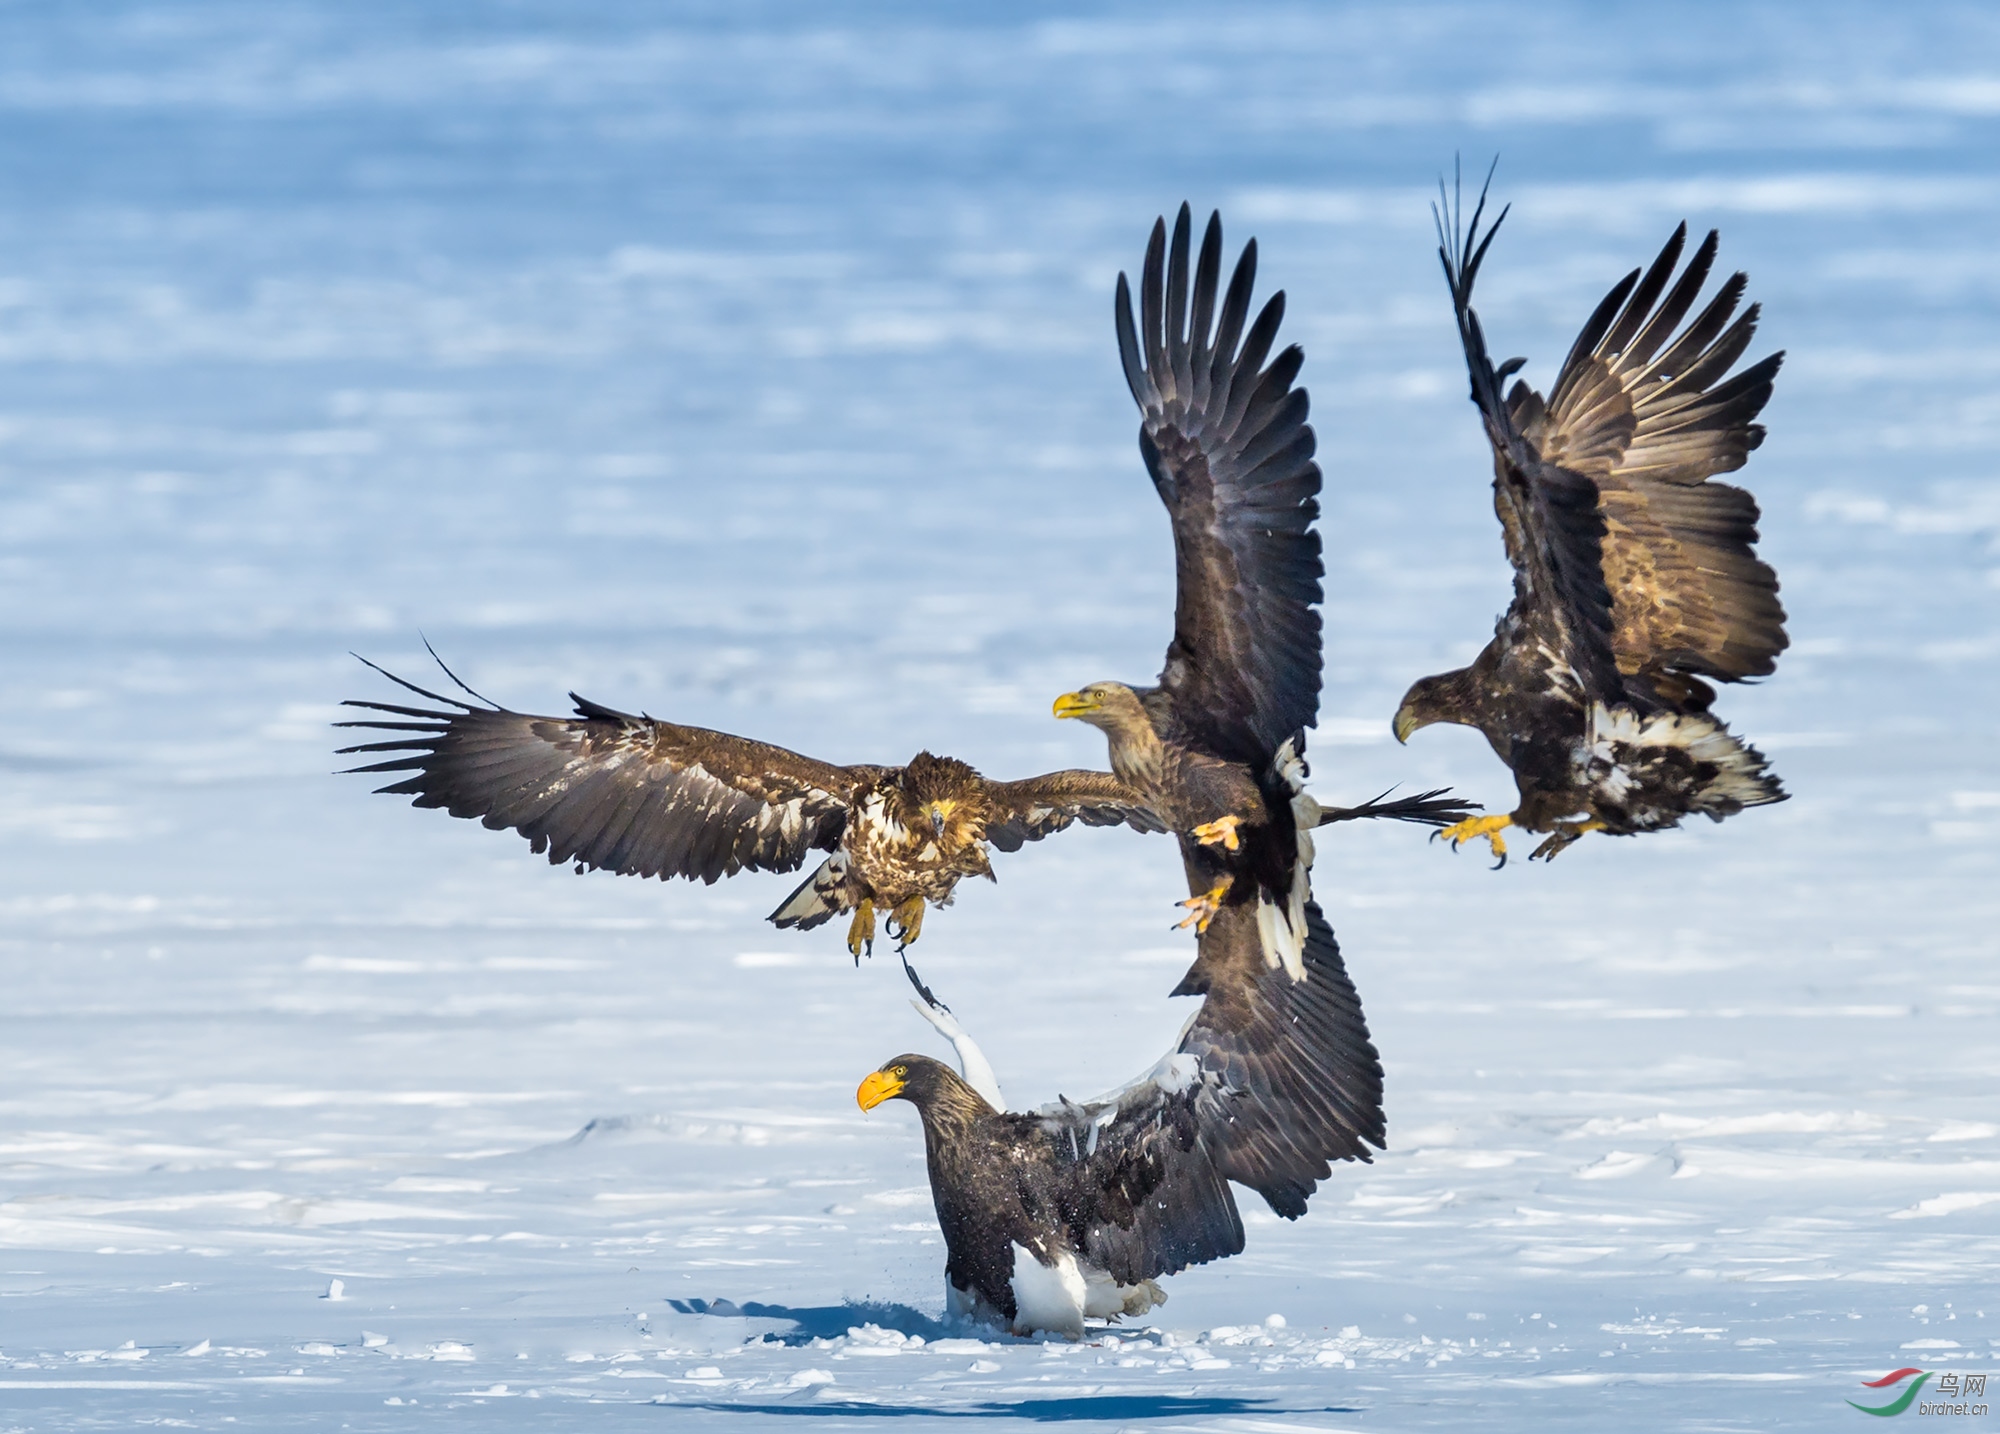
left=899, top=754, right=985, bottom=842
left=1051, top=681, right=1148, bottom=734
left=857, top=1054, right=986, bottom=1121
left=1394, top=668, right=1479, bottom=743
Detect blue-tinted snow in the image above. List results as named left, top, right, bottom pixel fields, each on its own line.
left=1, top=3, right=1996, bottom=1428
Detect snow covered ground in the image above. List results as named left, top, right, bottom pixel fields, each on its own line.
left=1, top=2, right=1997, bottom=1428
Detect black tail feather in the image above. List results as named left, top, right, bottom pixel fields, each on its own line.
left=1316, top=786, right=1480, bottom=829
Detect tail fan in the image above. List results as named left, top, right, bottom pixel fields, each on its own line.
left=768, top=855, right=849, bottom=931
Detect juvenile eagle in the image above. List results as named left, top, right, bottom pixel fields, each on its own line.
left=1393, top=179, right=1788, bottom=865
left=859, top=894, right=1382, bottom=1337
left=337, top=661, right=1160, bottom=957
left=1055, top=205, right=1470, bottom=976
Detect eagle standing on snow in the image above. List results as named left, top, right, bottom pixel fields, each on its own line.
left=859, top=895, right=1383, bottom=1338
left=337, top=662, right=1161, bottom=958
left=1393, top=179, right=1789, bottom=866
left=1053, top=205, right=1468, bottom=978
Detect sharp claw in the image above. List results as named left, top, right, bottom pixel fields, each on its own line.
left=1173, top=881, right=1230, bottom=934
left=1436, top=814, right=1510, bottom=867
left=846, top=900, right=877, bottom=965
left=1192, top=815, right=1244, bottom=852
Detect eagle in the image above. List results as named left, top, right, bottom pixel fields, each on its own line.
left=336, top=659, right=1162, bottom=958
left=858, top=893, right=1382, bottom=1338
left=1051, top=205, right=1469, bottom=977
left=1392, top=178, right=1789, bottom=866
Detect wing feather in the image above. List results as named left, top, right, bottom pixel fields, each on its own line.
left=982, top=771, right=1164, bottom=853
left=1438, top=181, right=1624, bottom=701
left=1119, top=205, right=1323, bottom=764
left=1035, top=895, right=1381, bottom=1285
left=336, top=661, right=877, bottom=882
left=1531, top=226, right=1789, bottom=689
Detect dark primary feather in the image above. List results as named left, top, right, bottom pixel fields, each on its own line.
left=1036, top=897, right=1382, bottom=1285
left=1117, top=204, right=1323, bottom=765
left=1437, top=178, right=1623, bottom=701
left=1523, top=224, right=1789, bottom=697
left=1440, top=172, right=1787, bottom=709
left=335, top=663, right=878, bottom=884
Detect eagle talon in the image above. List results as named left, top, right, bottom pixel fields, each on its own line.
left=1173, top=880, right=1232, bottom=934
left=846, top=899, right=877, bottom=964
left=1191, top=814, right=1244, bottom=852
left=886, top=896, right=926, bottom=952
left=1529, top=819, right=1605, bottom=862
left=1437, top=814, right=1512, bottom=869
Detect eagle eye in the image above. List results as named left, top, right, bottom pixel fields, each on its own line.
left=893, top=1065, right=907, bottom=1077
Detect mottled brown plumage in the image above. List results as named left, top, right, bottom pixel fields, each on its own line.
left=1394, top=177, right=1788, bottom=865
left=337, top=659, right=1160, bottom=956
left=860, top=895, right=1382, bottom=1336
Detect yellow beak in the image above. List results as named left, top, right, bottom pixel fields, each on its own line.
left=1392, top=705, right=1420, bottom=745
left=856, top=1069, right=904, bottom=1111
left=1052, top=691, right=1098, bottom=720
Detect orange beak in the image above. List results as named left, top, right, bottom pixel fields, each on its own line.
left=856, top=1069, right=903, bottom=1111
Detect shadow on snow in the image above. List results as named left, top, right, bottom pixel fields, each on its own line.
left=669, top=1297, right=953, bottom=1345
left=674, top=1394, right=1365, bottom=1421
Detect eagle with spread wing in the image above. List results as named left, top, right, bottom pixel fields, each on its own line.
left=859, top=893, right=1382, bottom=1336
left=1393, top=178, right=1788, bottom=865
left=1053, top=205, right=1472, bottom=976
left=337, top=660, right=1161, bottom=958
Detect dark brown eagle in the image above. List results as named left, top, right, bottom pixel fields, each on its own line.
left=859, top=893, right=1382, bottom=1336
left=337, top=660, right=1161, bottom=958
left=1393, top=179, right=1789, bottom=866
left=1053, top=205, right=1470, bottom=977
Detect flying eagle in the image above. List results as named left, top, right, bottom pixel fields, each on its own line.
left=1392, top=181, right=1789, bottom=866
left=336, top=660, right=1161, bottom=958
left=1053, top=205, right=1467, bottom=976
left=858, top=894, right=1382, bottom=1337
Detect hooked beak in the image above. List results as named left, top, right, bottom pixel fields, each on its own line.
left=1392, top=705, right=1420, bottom=745
left=856, top=1069, right=903, bottom=1111
left=1052, top=691, right=1098, bottom=720
left=930, top=808, right=946, bottom=837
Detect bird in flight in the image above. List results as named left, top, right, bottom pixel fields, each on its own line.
left=1394, top=174, right=1788, bottom=866
left=338, top=657, right=1162, bottom=959
left=1055, top=204, right=1471, bottom=975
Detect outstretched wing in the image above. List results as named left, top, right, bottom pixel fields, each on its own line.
left=1524, top=223, right=1787, bottom=706
left=1117, top=204, right=1322, bottom=766
left=1037, top=897, right=1382, bottom=1285
left=982, top=771, right=1166, bottom=853
left=1438, top=176, right=1623, bottom=704
left=336, top=660, right=883, bottom=883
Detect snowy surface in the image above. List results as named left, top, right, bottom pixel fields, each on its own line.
left=2, top=2, right=1998, bottom=1428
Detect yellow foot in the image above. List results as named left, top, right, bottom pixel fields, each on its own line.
left=1433, top=813, right=1513, bottom=869
left=1174, top=880, right=1232, bottom=934
left=1530, top=819, right=1605, bottom=863
left=1191, top=814, right=1244, bottom=852
left=846, top=899, right=877, bottom=964
left=886, top=895, right=926, bottom=951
